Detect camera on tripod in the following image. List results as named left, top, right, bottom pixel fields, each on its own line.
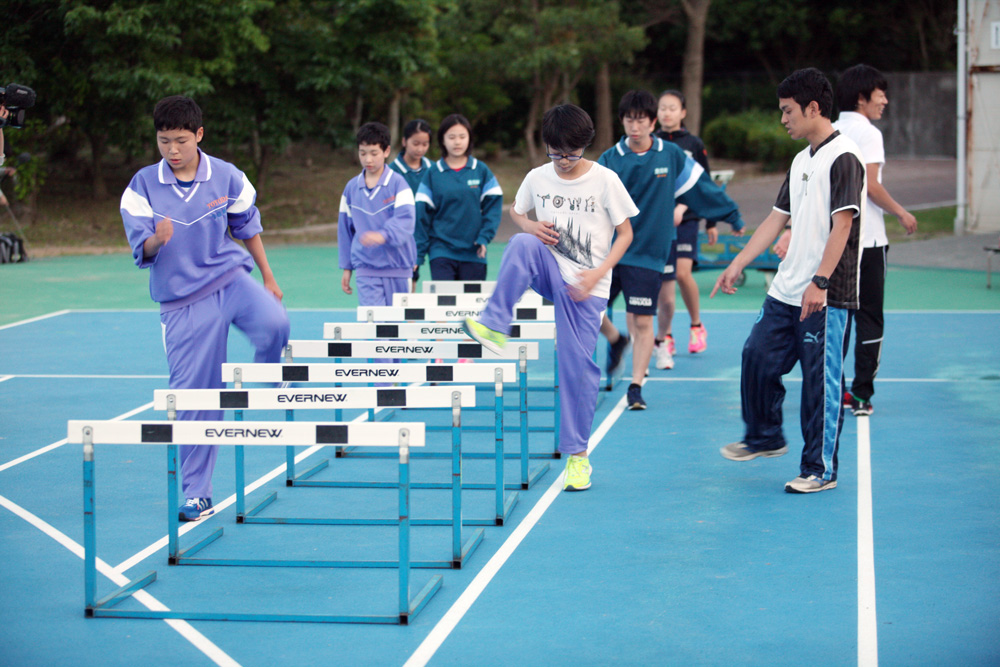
left=0, top=84, right=37, bottom=129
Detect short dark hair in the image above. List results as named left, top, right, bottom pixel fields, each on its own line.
left=356, top=122, right=391, bottom=150
left=836, top=64, right=889, bottom=114
left=618, top=90, right=657, bottom=122
left=153, top=96, right=202, bottom=133
left=438, top=113, right=473, bottom=156
left=541, top=104, right=595, bottom=152
left=776, top=68, right=834, bottom=118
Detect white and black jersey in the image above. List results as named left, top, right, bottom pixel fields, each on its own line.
left=770, top=131, right=866, bottom=309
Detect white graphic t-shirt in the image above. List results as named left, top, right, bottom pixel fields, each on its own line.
left=512, top=162, right=638, bottom=299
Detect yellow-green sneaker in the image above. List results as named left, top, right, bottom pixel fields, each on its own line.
left=462, top=318, right=506, bottom=355
left=563, top=454, right=592, bottom=491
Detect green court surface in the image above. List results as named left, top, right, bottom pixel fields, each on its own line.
left=2, top=243, right=998, bottom=326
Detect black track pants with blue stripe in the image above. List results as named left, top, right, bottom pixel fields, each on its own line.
left=741, top=296, right=849, bottom=481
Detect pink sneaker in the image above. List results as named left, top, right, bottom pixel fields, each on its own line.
left=664, top=333, right=676, bottom=356
left=688, top=324, right=707, bottom=354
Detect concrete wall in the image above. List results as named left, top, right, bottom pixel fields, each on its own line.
left=878, top=72, right=957, bottom=158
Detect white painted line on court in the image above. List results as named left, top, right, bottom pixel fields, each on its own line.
left=4, top=374, right=169, bottom=379
left=641, top=376, right=966, bottom=383
left=0, top=375, right=12, bottom=384
left=0, top=309, right=70, bottom=331
left=0, top=402, right=154, bottom=473
left=0, top=493, right=241, bottom=667
left=114, top=410, right=373, bottom=574
left=857, top=416, right=879, bottom=667
left=403, top=393, right=629, bottom=667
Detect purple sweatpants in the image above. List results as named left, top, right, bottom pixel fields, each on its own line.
left=477, top=234, right=606, bottom=456
left=356, top=275, right=411, bottom=307
left=161, top=271, right=290, bottom=499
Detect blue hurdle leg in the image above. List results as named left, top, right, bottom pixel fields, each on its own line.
left=167, top=444, right=180, bottom=564
left=83, top=431, right=96, bottom=615
left=519, top=355, right=529, bottom=489
left=398, top=436, right=410, bottom=621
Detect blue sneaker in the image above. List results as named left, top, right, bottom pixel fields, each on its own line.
left=179, top=498, right=214, bottom=522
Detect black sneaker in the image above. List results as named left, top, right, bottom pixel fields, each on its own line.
left=607, top=333, right=630, bottom=376
left=850, top=395, right=873, bottom=416
left=626, top=383, right=646, bottom=410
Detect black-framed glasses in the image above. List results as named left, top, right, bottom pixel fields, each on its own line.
left=546, top=151, right=584, bottom=161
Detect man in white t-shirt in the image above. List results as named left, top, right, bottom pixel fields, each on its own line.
left=832, top=64, right=917, bottom=416
left=464, top=104, right=636, bottom=492
left=711, top=68, right=866, bottom=494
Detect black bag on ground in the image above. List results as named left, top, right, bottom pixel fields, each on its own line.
left=0, top=233, right=27, bottom=263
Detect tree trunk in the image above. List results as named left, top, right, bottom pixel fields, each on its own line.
left=680, top=0, right=711, bottom=135
left=524, top=78, right=542, bottom=165
left=87, top=131, right=108, bottom=200
left=352, top=95, right=364, bottom=134
left=595, top=62, right=613, bottom=153
left=256, top=145, right=273, bottom=194
left=388, top=90, right=402, bottom=148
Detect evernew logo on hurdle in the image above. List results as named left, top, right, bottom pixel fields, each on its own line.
left=277, top=393, right=348, bottom=403
left=334, top=368, right=399, bottom=378
left=206, top=427, right=283, bottom=438
left=375, top=345, right=434, bottom=354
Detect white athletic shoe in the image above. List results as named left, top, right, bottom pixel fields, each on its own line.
left=654, top=340, right=675, bottom=370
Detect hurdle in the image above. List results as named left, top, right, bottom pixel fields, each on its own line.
left=283, top=340, right=551, bottom=488
left=323, top=320, right=562, bottom=456
left=222, top=362, right=530, bottom=523
left=71, top=419, right=441, bottom=625
left=352, top=307, right=559, bottom=459
left=153, top=386, right=491, bottom=565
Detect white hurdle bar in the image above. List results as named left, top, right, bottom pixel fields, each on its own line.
left=393, top=291, right=550, bottom=309
left=71, top=419, right=439, bottom=625
left=357, top=305, right=555, bottom=323
left=422, top=280, right=497, bottom=294
left=153, top=386, right=503, bottom=554
left=220, top=362, right=536, bottom=516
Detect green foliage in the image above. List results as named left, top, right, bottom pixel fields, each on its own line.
left=702, top=110, right=805, bottom=171
left=2, top=120, right=51, bottom=201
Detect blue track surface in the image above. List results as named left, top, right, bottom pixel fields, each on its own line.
left=2, top=309, right=998, bottom=666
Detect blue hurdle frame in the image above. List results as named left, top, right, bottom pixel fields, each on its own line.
left=163, top=390, right=484, bottom=569
left=79, top=423, right=441, bottom=625
left=229, top=366, right=522, bottom=527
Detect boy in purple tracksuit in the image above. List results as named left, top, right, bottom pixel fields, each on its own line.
left=120, top=96, right=290, bottom=521
left=338, top=122, right=417, bottom=305
left=463, top=104, right=636, bottom=492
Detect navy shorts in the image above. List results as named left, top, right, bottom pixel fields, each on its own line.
left=662, top=220, right=700, bottom=281
left=609, top=264, right=660, bottom=315
left=429, top=257, right=487, bottom=281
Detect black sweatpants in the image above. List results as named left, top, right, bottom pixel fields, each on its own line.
left=847, top=245, right=887, bottom=401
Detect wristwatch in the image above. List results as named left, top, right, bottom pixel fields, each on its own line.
left=811, top=275, right=829, bottom=290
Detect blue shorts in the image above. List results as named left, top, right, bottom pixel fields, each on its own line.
left=662, top=220, right=700, bottom=281
left=608, top=264, right=660, bottom=315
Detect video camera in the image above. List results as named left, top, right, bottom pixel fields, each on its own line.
left=0, top=84, right=36, bottom=129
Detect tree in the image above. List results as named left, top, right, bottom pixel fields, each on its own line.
left=488, top=0, right=646, bottom=163
left=49, top=0, right=271, bottom=199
